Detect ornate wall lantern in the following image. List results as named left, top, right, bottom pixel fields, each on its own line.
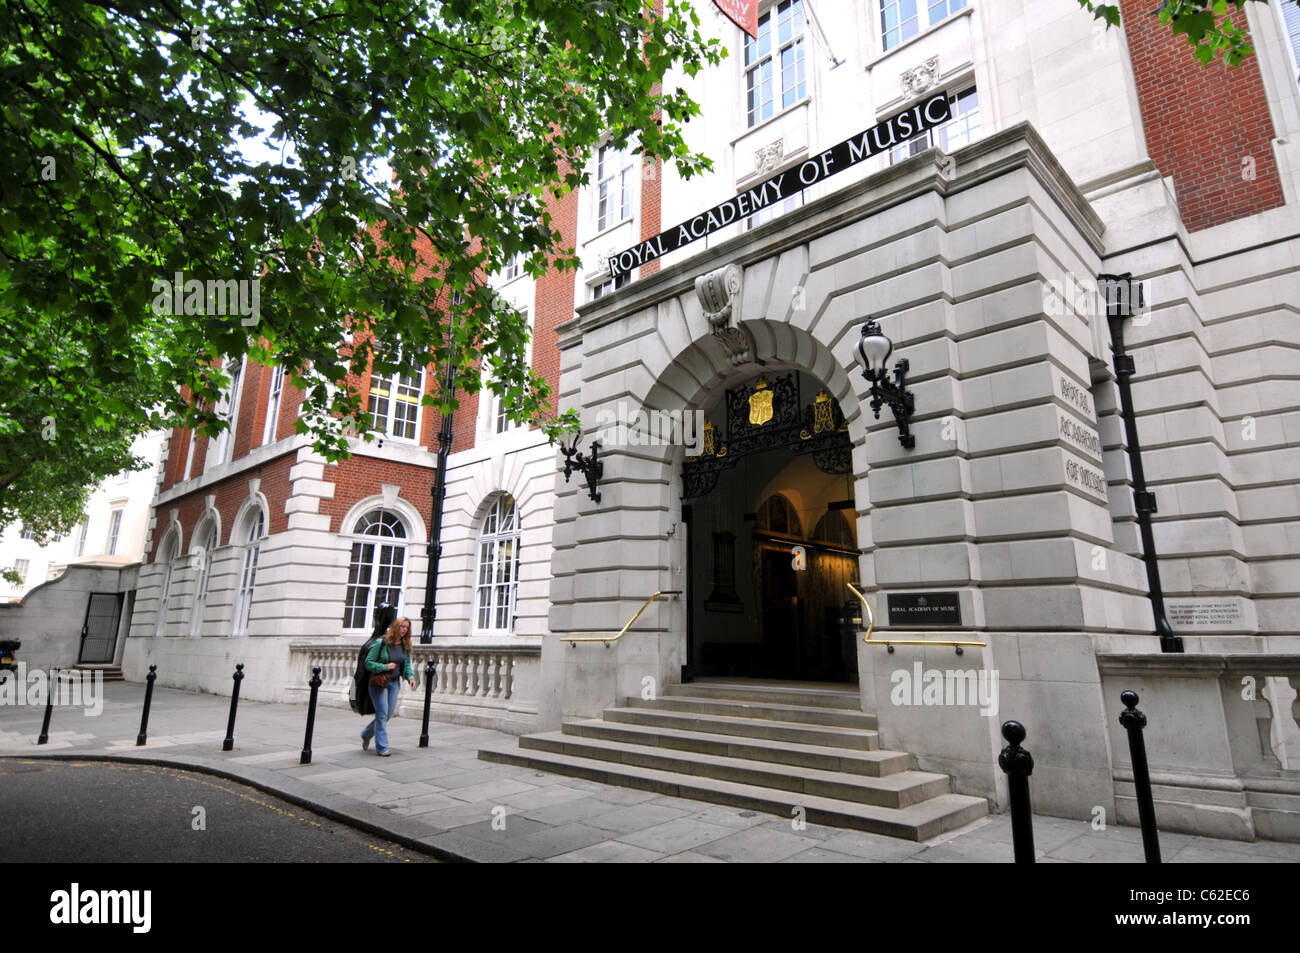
left=559, top=433, right=603, bottom=503
left=854, top=319, right=916, bottom=449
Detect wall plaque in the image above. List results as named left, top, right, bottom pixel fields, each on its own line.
left=888, top=592, right=962, bottom=626
left=1167, top=599, right=1245, bottom=628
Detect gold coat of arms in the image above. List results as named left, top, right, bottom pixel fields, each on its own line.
left=748, top=377, right=773, bottom=426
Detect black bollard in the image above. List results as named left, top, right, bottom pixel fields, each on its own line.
left=136, top=664, right=158, bottom=746
left=37, top=666, right=59, bottom=745
left=419, top=658, right=436, bottom=748
left=222, top=663, right=244, bottom=752
left=300, top=666, right=322, bottom=764
left=1120, top=690, right=1161, bottom=863
left=998, top=720, right=1036, bottom=863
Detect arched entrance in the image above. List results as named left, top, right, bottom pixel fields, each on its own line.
left=682, top=371, right=860, bottom=682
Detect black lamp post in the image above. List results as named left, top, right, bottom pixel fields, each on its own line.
left=854, top=319, right=916, bottom=449
left=1098, top=272, right=1182, bottom=653
left=419, top=341, right=458, bottom=644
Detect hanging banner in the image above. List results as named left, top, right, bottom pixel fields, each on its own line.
left=713, top=0, right=759, bottom=39
left=606, top=91, right=953, bottom=279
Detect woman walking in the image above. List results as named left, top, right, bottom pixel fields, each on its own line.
left=360, top=616, right=416, bottom=756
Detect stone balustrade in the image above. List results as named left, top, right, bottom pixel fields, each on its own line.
left=1096, top=653, right=1300, bottom=842
left=286, top=641, right=542, bottom=734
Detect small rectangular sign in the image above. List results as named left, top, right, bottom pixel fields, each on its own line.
left=714, top=0, right=758, bottom=39
left=607, top=92, right=954, bottom=278
left=887, top=592, right=962, bottom=626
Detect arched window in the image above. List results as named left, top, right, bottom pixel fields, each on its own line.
left=154, top=532, right=178, bottom=637
left=813, top=510, right=855, bottom=549
left=189, top=518, right=218, bottom=637
left=342, top=509, right=408, bottom=630
left=755, top=493, right=803, bottom=539
left=232, top=509, right=266, bottom=636
left=475, top=495, right=520, bottom=633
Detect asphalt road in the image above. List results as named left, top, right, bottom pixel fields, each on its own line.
left=0, top=759, right=436, bottom=863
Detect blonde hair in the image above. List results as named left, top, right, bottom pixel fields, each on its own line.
left=383, top=616, right=413, bottom=653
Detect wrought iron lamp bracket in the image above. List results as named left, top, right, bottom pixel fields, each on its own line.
left=867, top=358, right=916, bottom=449
left=561, top=439, right=603, bottom=503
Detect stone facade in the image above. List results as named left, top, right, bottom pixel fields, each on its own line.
left=110, top=0, right=1300, bottom=837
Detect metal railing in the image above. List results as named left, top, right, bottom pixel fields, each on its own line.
left=563, top=590, right=682, bottom=647
left=847, top=582, right=986, bottom=655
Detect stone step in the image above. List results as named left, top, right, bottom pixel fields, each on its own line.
left=65, top=666, right=124, bottom=682
left=521, top=730, right=948, bottom=809
left=603, top=706, right=879, bottom=750
left=478, top=743, right=988, bottom=841
left=563, top=718, right=909, bottom=777
left=667, top=681, right=862, bottom=710
left=622, top=694, right=879, bottom=730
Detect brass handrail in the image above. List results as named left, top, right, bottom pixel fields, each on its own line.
left=847, top=583, right=986, bottom=654
left=563, top=590, right=682, bottom=647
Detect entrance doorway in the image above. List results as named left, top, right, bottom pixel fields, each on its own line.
left=683, top=373, right=859, bottom=682
left=78, top=592, right=123, bottom=664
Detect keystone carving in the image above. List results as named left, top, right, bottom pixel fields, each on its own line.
left=900, top=57, right=940, bottom=98
left=696, top=263, right=742, bottom=329
left=694, top=263, right=755, bottom=366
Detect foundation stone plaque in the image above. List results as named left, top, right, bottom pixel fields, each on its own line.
left=1167, top=599, right=1245, bottom=628
left=888, top=592, right=962, bottom=626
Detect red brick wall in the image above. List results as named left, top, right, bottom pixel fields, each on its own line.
left=532, top=167, right=580, bottom=407
left=148, top=452, right=296, bottom=560
left=639, top=0, right=665, bottom=277
left=1119, top=0, right=1285, bottom=230
left=318, top=454, right=435, bottom=535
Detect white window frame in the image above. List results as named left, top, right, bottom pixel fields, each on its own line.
left=590, top=271, right=629, bottom=302
left=367, top=348, right=424, bottom=444
left=879, top=0, right=967, bottom=53
left=189, top=519, right=217, bottom=637
left=745, top=0, right=807, bottom=128
left=105, top=508, right=124, bottom=555
left=232, top=509, right=265, bottom=637
left=596, top=140, right=635, bottom=232
left=154, top=535, right=177, bottom=637
left=76, top=520, right=89, bottom=557
left=503, top=252, right=524, bottom=282
left=14, top=559, right=28, bottom=583
left=474, top=495, right=521, bottom=635
left=261, top=365, right=286, bottom=446
left=1280, top=0, right=1300, bottom=87
left=341, top=509, right=409, bottom=632
left=889, top=86, right=982, bottom=164
left=207, top=356, right=246, bottom=471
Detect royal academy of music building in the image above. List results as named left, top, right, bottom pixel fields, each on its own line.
left=99, top=1, right=1300, bottom=841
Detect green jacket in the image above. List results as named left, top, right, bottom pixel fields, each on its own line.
left=364, top=638, right=414, bottom=681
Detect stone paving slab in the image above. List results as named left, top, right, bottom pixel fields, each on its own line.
left=2, top=681, right=1298, bottom=864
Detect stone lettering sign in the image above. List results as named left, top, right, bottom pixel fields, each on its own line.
left=1059, top=409, right=1104, bottom=464
left=1053, top=366, right=1094, bottom=420
left=607, top=92, right=953, bottom=278
left=1063, top=451, right=1108, bottom=501
left=888, top=592, right=962, bottom=626
left=1167, top=599, right=1244, bottom=628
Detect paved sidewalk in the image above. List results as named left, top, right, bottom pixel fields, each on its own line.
left=2, top=681, right=1296, bottom=863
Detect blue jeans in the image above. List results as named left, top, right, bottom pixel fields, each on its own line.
left=361, top=678, right=401, bottom=752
